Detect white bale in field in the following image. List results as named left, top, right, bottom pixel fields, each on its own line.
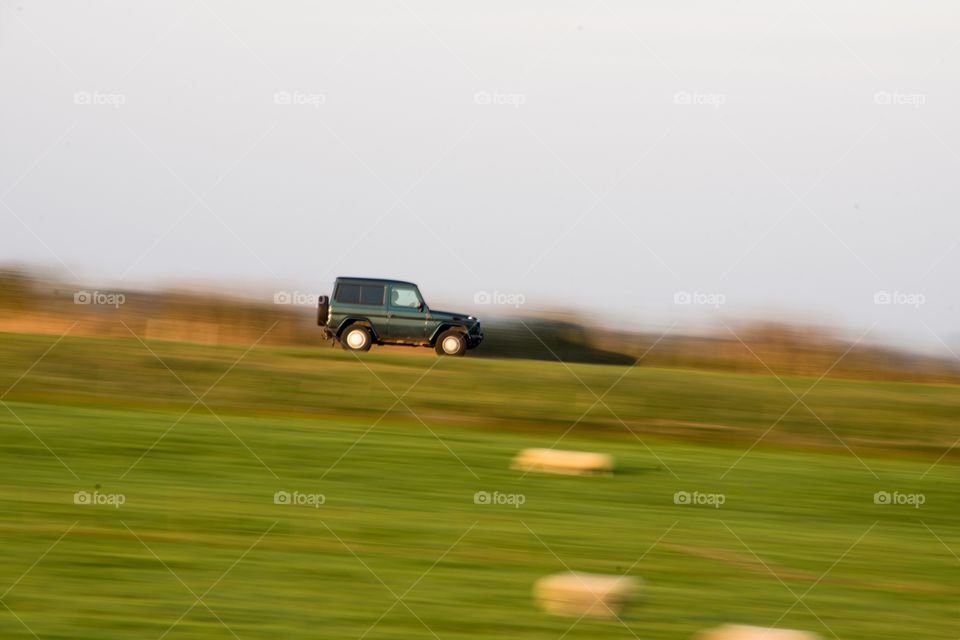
left=534, top=572, right=640, bottom=618
left=697, top=625, right=822, bottom=640
left=511, top=448, right=614, bottom=475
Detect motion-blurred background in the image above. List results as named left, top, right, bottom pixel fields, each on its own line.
left=1, top=2, right=959, bottom=639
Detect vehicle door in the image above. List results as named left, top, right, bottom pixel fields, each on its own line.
left=385, top=284, right=427, bottom=341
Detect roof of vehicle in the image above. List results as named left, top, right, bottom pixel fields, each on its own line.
left=334, top=276, right=418, bottom=287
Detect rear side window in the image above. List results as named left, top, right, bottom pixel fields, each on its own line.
left=335, top=284, right=385, bottom=306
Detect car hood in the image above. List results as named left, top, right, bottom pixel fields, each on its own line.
left=428, top=309, right=475, bottom=322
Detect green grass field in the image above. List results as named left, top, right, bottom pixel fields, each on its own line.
left=1, top=332, right=958, bottom=639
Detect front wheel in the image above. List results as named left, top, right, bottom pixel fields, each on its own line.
left=435, top=330, right=467, bottom=356
left=341, top=325, right=372, bottom=352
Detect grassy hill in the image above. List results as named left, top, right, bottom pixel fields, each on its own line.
left=0, top=332, right=957, bottom=639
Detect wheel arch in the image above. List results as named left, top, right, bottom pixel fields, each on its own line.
left=429, top=323, right=468, bottom=345
left=336, top=317, right=380, bottom=342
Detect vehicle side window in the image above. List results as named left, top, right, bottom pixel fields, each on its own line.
left=390, top=286, right=420, bottom=308
left=336, top=284, right=384, bottom=306
left=360, top=285, right=384, bottom=305
left=336, top=284, right=361, bottom=304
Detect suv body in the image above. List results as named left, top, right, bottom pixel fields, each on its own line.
left=318, top=277, right=483, bottom=356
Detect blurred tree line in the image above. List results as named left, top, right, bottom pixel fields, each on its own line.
left=1, top=267, right=957, bottom=383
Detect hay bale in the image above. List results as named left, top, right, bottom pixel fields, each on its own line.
left=697, top=625, right=822, bottom=640
left=534, top=572, right=640, bottom=618
left=511, top=448, right=614, bottom=475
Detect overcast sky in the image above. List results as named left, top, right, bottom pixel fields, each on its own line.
left=1, top=1, right=958, bottom=353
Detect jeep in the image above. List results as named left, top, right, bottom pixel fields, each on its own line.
left=317, top=277, right=483, bottom=356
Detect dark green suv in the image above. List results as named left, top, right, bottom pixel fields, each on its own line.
left=318, top=277, right=483, bottom=356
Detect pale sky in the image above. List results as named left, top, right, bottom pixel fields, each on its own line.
left=1, top=1, right=958, bottom=354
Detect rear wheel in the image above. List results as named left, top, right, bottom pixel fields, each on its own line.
left=435, top=330, right=467, bottom=356
left=341, top=325, right=372, bottom=352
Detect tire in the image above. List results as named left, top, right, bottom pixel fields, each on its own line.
left=435, top=329, right=467, bottom=356
left=317, top=295, right=329, bottom=326
left=340, top=325, right=372, bottom=352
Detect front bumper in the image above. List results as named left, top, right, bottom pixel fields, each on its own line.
left=467, top=327, right=484, bottom=348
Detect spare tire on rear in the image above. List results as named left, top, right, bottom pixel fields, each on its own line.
left=317, top=295, right=330, bottom=326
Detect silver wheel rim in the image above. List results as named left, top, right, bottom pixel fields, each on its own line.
left=442, top=336, right=460, bottom=354
left=347, top=329, right=366, bottom=348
